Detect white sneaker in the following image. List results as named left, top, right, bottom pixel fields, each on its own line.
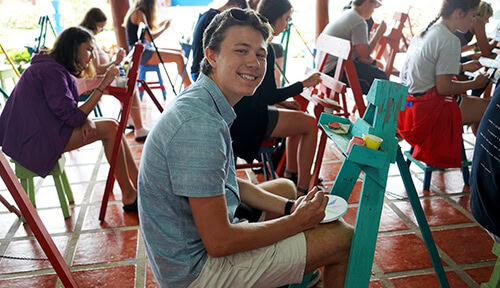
left=307, top=269, right=321, bottom=288
left=134, top=127, right=149, bottom=142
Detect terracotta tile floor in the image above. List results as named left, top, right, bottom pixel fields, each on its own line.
left=0, top=95, right=497, bottom=288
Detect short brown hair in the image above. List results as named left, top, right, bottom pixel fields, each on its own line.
left=200, top=8, right=272, bottom=76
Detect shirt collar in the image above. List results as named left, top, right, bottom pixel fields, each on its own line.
left=197, top=73, right=237, bottom=126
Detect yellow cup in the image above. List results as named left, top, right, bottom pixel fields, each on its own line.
left=362, top=133, right=383, bottom=150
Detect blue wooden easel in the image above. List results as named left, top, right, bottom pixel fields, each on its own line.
left=317, top=79, right=450, bottom=287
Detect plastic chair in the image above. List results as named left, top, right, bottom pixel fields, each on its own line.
left=12, top=155, right=74, bottom=219
left=0, top=150, right=78, bottom=287
left=137, top=64, right=167, bottom=100
left=482, top=241, right=500, bottom=288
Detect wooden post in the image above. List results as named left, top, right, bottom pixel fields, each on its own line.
left=315, top=0, right=329, bottom=39
left=110, top=0, right=130, bottom=51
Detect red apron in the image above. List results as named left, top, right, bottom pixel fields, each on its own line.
left=397, top=87, right=463, bottom=168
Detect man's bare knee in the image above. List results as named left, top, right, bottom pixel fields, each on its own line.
left=258, top=178, right=297, bottom=200
left=304, top=220, right=353, bottom=273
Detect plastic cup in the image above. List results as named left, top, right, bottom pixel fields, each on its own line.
left=362, top=133, right=383, bottom=150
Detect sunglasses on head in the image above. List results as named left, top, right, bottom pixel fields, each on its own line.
left=229, top=8, right=269, bottom=24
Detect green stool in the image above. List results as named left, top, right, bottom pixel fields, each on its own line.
left=482, top=242, right=500, bottom=288
left=13, top=155, right=74, bottom=218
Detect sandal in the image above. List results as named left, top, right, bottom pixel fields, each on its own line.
left=123, top=199, right=138, bottom=212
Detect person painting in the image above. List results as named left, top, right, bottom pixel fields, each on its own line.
left=124, top=0, right=191, bottom=88
left=138, top=8, right=352, bottom=288
left=0, top=27, right=138, bottom=211
left=398, top=0, right=490, bottom=169
left=79, top=7, right=149, bottom=142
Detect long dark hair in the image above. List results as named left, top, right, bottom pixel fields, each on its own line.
left=123, top=0, right=157, bottom=30
left=80, top=7, right=107, bottom=34
left=421, top=0, right=480, bottom=37
left=200, top=8, right=272, bottom=76
left=256, top=0, right=292, bottom=27
left=47, top=26, right=94, bottom=77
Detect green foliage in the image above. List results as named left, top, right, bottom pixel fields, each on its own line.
left=6, top=48, right=31, bottom=74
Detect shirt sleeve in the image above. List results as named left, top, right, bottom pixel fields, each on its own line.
left=435, top=37, right=461, bottom=76
left=351, top=21, right=369, bottom=45
left=167, top=117, right=230, bottom=198
left=42, top=68, right=87, bottom=127
left=261, top=46, right=304, bottom=105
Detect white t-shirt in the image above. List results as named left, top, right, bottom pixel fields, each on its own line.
left=317, top=9, right=368, bottom=73
left=400, top=23, right=461, bottom=94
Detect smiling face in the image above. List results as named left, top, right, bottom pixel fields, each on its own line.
left=78, top=40, right=96, bottom=69
left=206, top=25, right=268, bottom=105
left=273, top=9, right=292, bottom=36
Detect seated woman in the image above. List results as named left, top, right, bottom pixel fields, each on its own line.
left=231, top=0, right=321, bottom=195
left=455, top=1, right=495, bottom=60
left=398, top=0, right=490, bottom=169
left=124, top=0, right=191, bottom=88
left=0, top=27, right=138, bottom=211
left=79, top=7, right=149, bottom=142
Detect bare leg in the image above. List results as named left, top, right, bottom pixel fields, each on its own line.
left=129, top=89, right=144, bottom=130
left=271, top=109, right=317, bottom=192
left=303, top=221, right=353, bottom=288
left=256, top=178, right=297, bottom=220
left=147, top=49, right=192, bottom=88
left=64, top=119, right=137, bottom=205
left=460, top=95, right=490, bottom=135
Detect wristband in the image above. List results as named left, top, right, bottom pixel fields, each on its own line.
left=96, top=88, right=104, bottom=94
left=284, top=199, right=295, bottom=216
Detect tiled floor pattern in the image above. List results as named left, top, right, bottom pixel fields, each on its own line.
left=0, top=94, right=497, bottom=288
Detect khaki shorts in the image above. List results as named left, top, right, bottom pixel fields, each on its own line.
left=188, top=232, right=307, bottom=288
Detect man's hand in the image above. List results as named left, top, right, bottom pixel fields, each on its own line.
left=81, top=118, right=97, bottom=141
left=291, top=187, right=328, bottom=231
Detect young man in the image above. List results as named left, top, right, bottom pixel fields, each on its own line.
left=190, top=0, right=248, bottom=81
left=138, top=8, right=353, bottom=288
left=318, top=0, right=387, bottom=94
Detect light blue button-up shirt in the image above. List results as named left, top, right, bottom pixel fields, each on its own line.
left=138, top=73, right=240, bottom=288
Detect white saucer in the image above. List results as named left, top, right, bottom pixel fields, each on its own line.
left=321, top=195, right=348, bottom=224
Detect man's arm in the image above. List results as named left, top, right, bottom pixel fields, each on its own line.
left=189, top=189, right=327, bottom=258
left=237, top=178, right=288, bottom=214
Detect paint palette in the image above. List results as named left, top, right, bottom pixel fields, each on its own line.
left=320, top=195, right=348, bottom=224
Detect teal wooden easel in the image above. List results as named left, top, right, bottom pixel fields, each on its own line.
left=317, top=79, right=450, bottom=287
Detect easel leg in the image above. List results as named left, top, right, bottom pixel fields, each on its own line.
left=330, top=160, right=362, bottom=201
left=396, top=147, right=450, bottom=288
left=344, top=174, right=386, bottom=288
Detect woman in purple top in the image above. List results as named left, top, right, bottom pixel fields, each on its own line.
left=0, top=27, right=138, bottom=211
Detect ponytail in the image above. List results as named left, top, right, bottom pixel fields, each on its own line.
left=420, top=14, right=440, bottom=37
